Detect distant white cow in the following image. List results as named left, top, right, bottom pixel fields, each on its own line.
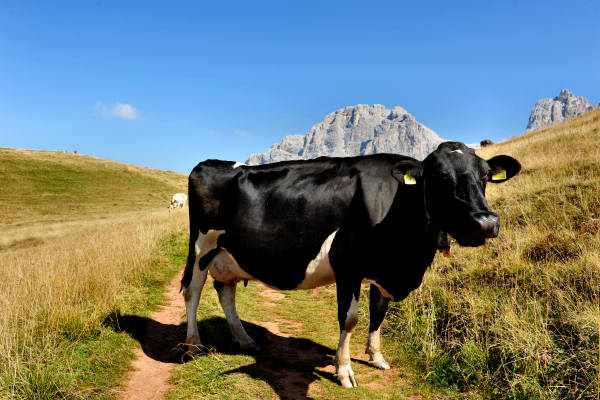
left=169, top=193, right=187, bottom=212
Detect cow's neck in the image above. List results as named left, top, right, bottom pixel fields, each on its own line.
left=365, top=185, right=441, bottom=295
left=396, top=183, right=435, bottom=241
left=370, top=184, right=441, bottom=255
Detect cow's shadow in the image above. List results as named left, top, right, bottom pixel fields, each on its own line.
left=103, top=313, right=360, bottom=399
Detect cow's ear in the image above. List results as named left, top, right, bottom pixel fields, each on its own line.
left=486, top=155, right=521, bottom=183
left=392, top=160, right=423, bottom=185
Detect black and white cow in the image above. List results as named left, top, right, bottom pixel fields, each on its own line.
left=180, top=141, right=521, bottom=388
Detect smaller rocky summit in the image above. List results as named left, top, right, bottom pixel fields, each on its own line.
left=526, top=89, right=594, bottom=132
left=247, top=104, right=444, bottom=165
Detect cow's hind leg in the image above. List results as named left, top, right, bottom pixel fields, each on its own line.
left=335, top=282, right=361, bottom=388
left=183, top=265, right=208, bottom=350
left=366, top=284, right=391, bottom=370
left=181, top=233, right=215, bottom=351
left=213, top=280, right=259, bottom=352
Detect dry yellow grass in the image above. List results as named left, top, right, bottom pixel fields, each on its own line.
left=0, top=209, right=188, bottom=398
left=387, top=108, right=600, bottom=398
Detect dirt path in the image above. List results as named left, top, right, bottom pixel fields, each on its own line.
left=118, top=272, right=183, bottom=400
left=117, top=277, right=430, bottom=399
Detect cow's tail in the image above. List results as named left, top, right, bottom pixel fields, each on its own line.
left=179, top=227, right=199, bottom=292
left=180, top=180, right=202, bottom=291
left=180, top=221, right=199, bottom=291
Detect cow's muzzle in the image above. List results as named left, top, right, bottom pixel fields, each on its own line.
left=452, top=212, right=500, bottom=247
left=472, top=212, right=500, bottom=240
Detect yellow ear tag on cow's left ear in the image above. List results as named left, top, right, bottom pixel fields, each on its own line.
left=492, top=168, right=506, bottom=181
left=404, top=173, right=417, bottom=185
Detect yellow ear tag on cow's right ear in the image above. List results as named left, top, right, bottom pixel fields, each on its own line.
left=404, top=173, right=417, bottom=185
left=492, top=168, right=506, bottom=181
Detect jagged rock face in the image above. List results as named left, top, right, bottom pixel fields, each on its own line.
left=526, top=89, right=593, bottom=132
left=247, top=104, right=444, bottom=165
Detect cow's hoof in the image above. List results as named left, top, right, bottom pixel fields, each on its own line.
left=184, top=342, right=205, bottom=356
left=368, top=353, right=390, bottom=370
left=336, top=364, right=358, bottom=388
left=370, top=358, right=390, bottom=370
left=184, top=335, right=205, bottom=355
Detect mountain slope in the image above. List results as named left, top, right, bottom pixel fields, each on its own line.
left=247, top=104, right=444, bottom=165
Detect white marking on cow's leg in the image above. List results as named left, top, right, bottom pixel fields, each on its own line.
left=216, top=281, right=259, bottom=352
left=183, top=232, right=213, bottom=350
left=335, top=294, right=359, bottom=388
left=365, top=328, right=390, bottom=370
left=365, top=284, right=391, bottom=370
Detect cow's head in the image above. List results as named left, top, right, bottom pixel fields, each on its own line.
left=395, top=141, right=521, bottom=247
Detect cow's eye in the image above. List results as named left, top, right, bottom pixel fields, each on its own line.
left=481, top=173, right=489, bottom=183
left=431, top=171, right=449, bottom=181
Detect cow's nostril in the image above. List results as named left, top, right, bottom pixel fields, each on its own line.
left=475, top=215, right=499, bottom=238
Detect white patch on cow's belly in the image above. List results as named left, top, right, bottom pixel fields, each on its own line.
left=198, top=230, right=256, bottom=284
left=296, top=230, right=337, bottom=289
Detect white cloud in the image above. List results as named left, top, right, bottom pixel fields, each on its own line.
left=95, top=102, right=140, bottom=120
left=233, top=129, right=249, bottom=137
left=207, top=131, right=217, bottom=137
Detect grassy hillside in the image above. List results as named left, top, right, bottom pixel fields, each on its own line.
left=0, top=149, right=189, bottom=399
left=0, top=148, right=188, bottom=252
left=0, top=148, right=187, bottom=226
left=385, top=108, right=600, bottom=398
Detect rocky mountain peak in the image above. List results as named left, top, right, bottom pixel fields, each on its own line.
left=526, top=89, right=593, bottom=132
left=246, top=104, right=444, bottom=165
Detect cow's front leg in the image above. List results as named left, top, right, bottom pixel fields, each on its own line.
left=366, top=284, right=391, bottom=370
left=182, top=234, right=218, bottom=352
left=335, top=281, right=361, bottom=388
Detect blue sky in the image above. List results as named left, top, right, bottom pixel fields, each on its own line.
left=1, top=1, right=599, bottom=174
